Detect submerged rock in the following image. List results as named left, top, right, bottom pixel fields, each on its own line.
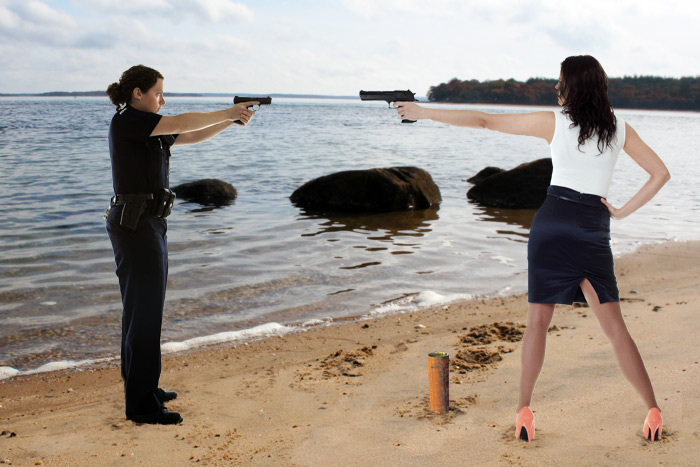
left=290, top=167, right=441, bottom=212
left=467, top=158, right=552, bottom=209
left=172, top=179, right=237, bottom=206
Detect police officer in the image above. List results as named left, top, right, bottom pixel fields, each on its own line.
left=105, top=65, right=256, bottom=424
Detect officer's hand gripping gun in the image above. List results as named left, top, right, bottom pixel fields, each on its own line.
left=359, top=90, right=418, bottom=123
left=233, top=96, right=272, bottom=125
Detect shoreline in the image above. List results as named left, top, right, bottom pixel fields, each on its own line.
left=1, top=240, right=699, bottom=465
left=0, top=236, right=669, bottom=380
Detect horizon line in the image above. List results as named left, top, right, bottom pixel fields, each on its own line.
left=3, top=74, right=699, bottom=97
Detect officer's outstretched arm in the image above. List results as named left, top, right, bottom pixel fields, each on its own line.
left=151, top=103, right=253, bottom=136
left=173, top=121, right=240, bottom=145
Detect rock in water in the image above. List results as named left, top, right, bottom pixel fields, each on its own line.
left=172, top=179, right=237, bottom=206
left=466, top=166, right=504, bottom=184
left=467, top=158, right=552, bottom=209
left=290, top=167, right=441, bottom=212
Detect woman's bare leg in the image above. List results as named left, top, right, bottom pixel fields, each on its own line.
left=579, top=278, right=658, bottom=409
left=518, top=302, right=555, bottom=411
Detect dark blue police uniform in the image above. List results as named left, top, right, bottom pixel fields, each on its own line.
left=106, top=105, right=177, bottom=418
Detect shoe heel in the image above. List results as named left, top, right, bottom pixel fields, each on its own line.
left=518, top=425, right=531, bottom=442
left=643, top=407, right=662, bottom=442
left=515, top=406, right=535, bottom=443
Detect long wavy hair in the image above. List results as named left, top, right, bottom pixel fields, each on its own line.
left=106, top=65, right=163, bottom=112
left=559, top=55, right=616, bottom=153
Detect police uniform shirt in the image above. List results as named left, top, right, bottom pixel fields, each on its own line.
left=109, top=105, right=178, bottom=195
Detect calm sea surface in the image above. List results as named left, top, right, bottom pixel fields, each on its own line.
left=1, top=96, right=698, bottom=374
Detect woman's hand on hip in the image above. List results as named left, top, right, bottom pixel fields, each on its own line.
left=601, top=198, right=625, bottom=220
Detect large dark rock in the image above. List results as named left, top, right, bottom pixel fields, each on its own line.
left=467, top=158, right=552, bottom=209
left=172, top=179, right=237, bottom=206
left=467, top=166, right=504, bottom=184
left=291, top=167, right=441, bottom=212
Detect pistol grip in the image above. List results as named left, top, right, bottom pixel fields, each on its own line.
left=233, top=119, right=243, bottom=125
left=402, top=119, right=417, bottom=124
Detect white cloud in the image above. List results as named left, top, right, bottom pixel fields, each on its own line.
left=12, top=0, right=77, bottom=27
left=0, top=0, right=78, bottom=46
left=0, top=6, right=21, bottom=29
left=72, top=31, right=118, bottom=50
left=67, top=0, right=176, bottom=16
left=69, top=0, right=253, bottom=23
left=174, top=0, right=253, bottom=23
left=340, top=0, right=499, bottom=19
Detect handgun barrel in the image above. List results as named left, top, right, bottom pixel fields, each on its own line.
left=359, top=90, right=416, bottom=103
left=233, top=96, right=272, bottom=105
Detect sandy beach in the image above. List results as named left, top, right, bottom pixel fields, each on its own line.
left=1, top=240, right=699, bottom=466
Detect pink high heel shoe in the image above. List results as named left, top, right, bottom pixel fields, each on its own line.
left=643, top=407, right=662, bottom=442
left=515, top=406, right=535, bottom=443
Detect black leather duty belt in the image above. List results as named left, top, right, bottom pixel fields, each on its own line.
left=106, top=189, right=176, bottom=229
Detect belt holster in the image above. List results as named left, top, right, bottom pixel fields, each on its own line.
left=117, top=193, right=153, bottom=230
left=152, top=188, right=176, bottom=219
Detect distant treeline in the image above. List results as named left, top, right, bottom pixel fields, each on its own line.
left=427, top=76, right=700, bottom=110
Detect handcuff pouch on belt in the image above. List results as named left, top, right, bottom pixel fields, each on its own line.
left=106, top=189, right=176, bottom=230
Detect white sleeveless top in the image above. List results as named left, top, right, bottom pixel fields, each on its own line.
left=549, top=110, right=625, bottom=198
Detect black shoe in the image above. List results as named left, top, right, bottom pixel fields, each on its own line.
left=128, top=407, right=183, bottom=425
left=155, top=388, right=178, bottom=403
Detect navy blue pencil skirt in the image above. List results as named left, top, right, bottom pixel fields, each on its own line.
left=528, top=185, right=619, bottom=305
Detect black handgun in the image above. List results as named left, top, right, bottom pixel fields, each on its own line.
left=359, top=90, right=418, bottom=123
left=233, top=96, right=272, bottom=125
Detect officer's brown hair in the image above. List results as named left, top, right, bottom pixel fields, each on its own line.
left=106, top=65, right=164, bottom=112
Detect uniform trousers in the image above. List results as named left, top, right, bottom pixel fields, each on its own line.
left=106, top=206, right=168, bottom=417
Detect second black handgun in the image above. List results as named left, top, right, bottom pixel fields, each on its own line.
left=359, top=90, right=418, bottom=123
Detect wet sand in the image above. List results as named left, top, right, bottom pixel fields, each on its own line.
left=1, top=241, right=699, bottom=466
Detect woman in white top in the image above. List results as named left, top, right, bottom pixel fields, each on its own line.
left=396, top=55, right=669, bottom=443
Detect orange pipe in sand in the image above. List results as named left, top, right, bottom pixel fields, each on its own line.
left=428, top=352, right=449, bottom=413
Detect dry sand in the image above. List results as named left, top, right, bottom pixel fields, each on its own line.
left=1, top=241, right=699, bottom=466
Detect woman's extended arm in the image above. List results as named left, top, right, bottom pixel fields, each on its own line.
left=600, top=123, right=670, bottom=219
left=395, top=102, right=555, bottom=142
left=173, top=121, right=236, bottom=146
left=151, top=101, right=257, bottom=137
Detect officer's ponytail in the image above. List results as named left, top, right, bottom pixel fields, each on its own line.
left=106, top=65, right=164, bottom=112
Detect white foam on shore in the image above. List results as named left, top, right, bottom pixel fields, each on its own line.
left=3, top=293, right=473, bottom=380
left=0, top=322, right=313, bottom=381
left=0, top=357, right=115, bottom=381
left=161, top=322, right=298, bottom=353
left=0, top=366, right=20, bottom=379
left=1, top=287, right=507, bottom=380
left=611, top=238, right=670, bottom=258
left=366, top=290, right=472, bottom=318
left=301, top=317, right=333, bottom=327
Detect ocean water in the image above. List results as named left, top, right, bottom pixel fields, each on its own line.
left=1, top=96, right=698, bottom=377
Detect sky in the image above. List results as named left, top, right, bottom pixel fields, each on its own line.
left=0, top=0, right=698, bottom=96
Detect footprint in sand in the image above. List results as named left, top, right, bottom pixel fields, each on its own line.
left=293, top=346, right=377, bottom=385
